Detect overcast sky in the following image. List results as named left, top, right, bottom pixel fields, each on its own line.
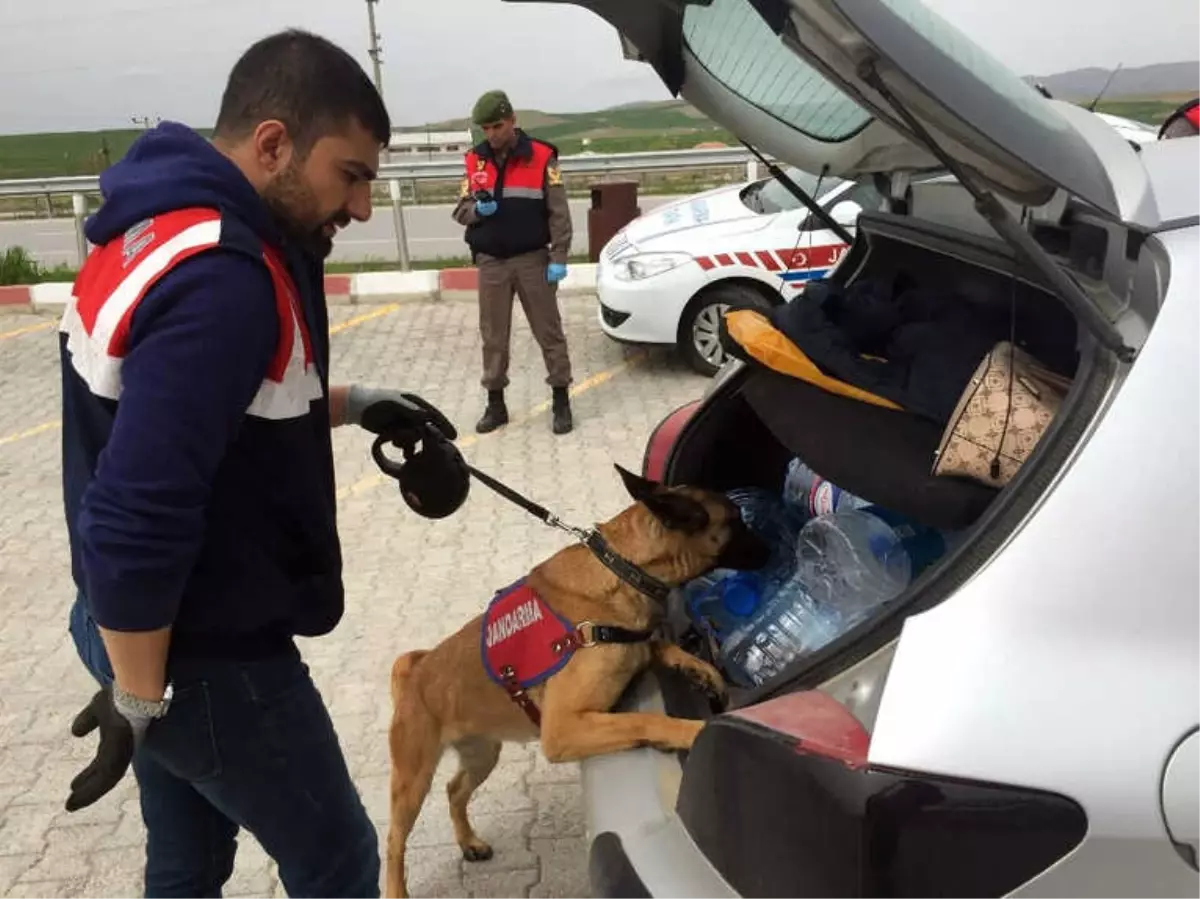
left=1, top=0, right=1196, bottom=135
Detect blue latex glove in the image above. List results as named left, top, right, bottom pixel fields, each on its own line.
left=546, top=262, right=568, bottom=283
left=475, top=199, right=497, bottom=217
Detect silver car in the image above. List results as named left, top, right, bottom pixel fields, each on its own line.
left=502, top=0, right=1199, bottom=895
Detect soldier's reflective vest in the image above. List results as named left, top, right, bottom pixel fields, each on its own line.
left=60, top=206, right=321, bottom=421
left=462, top=134, right=557, bottom=260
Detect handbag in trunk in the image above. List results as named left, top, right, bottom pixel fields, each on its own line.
left=932, top=341, right=1073, bottom=488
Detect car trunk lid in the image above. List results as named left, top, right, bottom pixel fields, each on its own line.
left=505, top=0, right=1157, bottom=226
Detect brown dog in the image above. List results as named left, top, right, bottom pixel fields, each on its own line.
left=384, top=465, right=770, bottom=897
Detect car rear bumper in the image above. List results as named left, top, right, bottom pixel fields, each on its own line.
left=595, top=256, right=707, bottom=345
left=582, top=675, right=739, bottom=898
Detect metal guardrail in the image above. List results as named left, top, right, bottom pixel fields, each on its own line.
left=0, top=147, right=765, bottom=269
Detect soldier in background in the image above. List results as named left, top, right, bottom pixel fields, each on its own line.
left=453, top=90, right=576, bottom=435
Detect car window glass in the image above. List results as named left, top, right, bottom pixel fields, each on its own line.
left=755, top=167, right=844, bottom=214
left=682, top=0, right=872, bottom=141
left=875, top=0, right=1072, bottom=136
left=844, top=180, right=886, bottom=213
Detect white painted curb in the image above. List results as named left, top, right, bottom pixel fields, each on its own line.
left=353, top=270, right=439, bottom=303
left=30, top=282, right=73, bottom=312
left=15, top=263, right=600, bottom=311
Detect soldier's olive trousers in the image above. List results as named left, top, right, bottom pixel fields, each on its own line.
left=477, top=249, right=573, bottom=391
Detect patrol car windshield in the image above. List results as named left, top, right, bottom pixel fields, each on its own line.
left=741, top=166, right=844, bottom=215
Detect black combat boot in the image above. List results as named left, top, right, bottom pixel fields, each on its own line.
left=475, top=389, right=509, bottom=434
left=551, top=386, right=573, bottom=435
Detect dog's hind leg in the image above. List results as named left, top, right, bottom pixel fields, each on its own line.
left=447, top=737, right=503, bottom=862
left=386, top=652, right=441, bottom=899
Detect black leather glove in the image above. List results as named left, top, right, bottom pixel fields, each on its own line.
left=346, top=386, right=457, bottom=445
left=65, top=686, right=144, bottom=812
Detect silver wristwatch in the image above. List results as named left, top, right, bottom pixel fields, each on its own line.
left=112, top=682, right=174, bottom=720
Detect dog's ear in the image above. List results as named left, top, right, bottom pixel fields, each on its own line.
left=615, top=464, right=659, bottom=502
left=614, top=464, right=710, bottom=534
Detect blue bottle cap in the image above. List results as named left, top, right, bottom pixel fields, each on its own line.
left=721, top=573, right=760, bottom=617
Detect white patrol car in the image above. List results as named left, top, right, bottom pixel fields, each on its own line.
left=595, top=112, right=1159, bottom=376
left=596, top=166, right=876, bottom=375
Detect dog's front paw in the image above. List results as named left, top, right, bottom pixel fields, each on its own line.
left=685, top=660, right=728, bottom=704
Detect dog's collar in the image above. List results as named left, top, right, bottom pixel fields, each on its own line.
left=580, top=530, right=673, bottom=603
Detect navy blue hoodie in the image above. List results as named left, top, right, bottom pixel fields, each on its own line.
left=60, top=122, right=342, bottom=657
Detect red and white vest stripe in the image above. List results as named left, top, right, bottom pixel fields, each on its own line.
left=59, top=207, right=323, bottom=421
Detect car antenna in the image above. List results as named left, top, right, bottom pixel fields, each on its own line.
left=739, top=140, right=854, bottom=245
left=1086, top=63, right=1123, bottom=112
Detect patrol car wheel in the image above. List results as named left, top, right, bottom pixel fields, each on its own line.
left=679, top=284, right=774, bottom=377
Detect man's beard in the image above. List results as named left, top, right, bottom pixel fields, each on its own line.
left=263, top=162, right=340, bottom=259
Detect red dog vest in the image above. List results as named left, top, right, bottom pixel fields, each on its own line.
left=482, top=579, right=576, bottom=692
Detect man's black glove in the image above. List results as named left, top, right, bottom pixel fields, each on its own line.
left=65, top=686, right=143, bottom=812
left=345, top=386, right=457, bottom=446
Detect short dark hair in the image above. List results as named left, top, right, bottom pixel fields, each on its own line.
left=214, top=29, right=390, bottom=153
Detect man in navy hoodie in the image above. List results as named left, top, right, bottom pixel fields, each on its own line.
left=58, top=30, right=454, bottom=897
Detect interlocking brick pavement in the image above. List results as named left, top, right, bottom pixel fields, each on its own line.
left=0, top=293, right=708, bottom=898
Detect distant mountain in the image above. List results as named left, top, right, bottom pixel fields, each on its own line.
left=1026, top=61, right=1198, bottom=100
left=401, top=99, right=727, bottom=155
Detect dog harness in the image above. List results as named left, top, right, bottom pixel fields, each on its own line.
left=482, top=578, right=656, bottom=727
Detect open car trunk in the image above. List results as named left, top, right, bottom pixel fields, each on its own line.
left=653, top=210, right=1121, bottom=725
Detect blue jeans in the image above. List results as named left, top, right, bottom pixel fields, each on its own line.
left=69, top=598, right=380, bottom=898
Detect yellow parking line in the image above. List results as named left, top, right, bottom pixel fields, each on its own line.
left=336, top=350, right=648, bottom=502
left=0, top=321, right=55, bottom=341
left=0, top=302, right=405, bottom=449
left=0, top=421, right=61, bottom=447
left=329, top=304, right=400, bottom=336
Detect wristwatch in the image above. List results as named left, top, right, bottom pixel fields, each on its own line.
left=112, top=682, right=174, bottom=720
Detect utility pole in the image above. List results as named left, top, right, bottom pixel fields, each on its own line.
left=365, top=0, right=384, bottom=101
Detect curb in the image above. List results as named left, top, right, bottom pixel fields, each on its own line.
left=3, top=265, right=600, bottom=312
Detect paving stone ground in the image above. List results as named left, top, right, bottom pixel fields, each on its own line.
left=0, top=294, right=708, bottom=898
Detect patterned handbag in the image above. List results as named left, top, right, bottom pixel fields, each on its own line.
left=932, top=341, right=1073, bottom=488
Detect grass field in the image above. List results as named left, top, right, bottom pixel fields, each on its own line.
left=0, top=102, right=738, bottom=180
left=2, top=93, right=1190, bottom=181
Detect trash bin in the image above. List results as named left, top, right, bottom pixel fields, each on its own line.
left=587, top=181, right=641, bottom=262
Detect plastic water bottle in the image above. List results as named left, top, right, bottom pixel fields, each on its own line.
left=683, top=569, right=763, bottom=644
left=794, top=507, right=945, bottom=626
left=726, top=486, right=805, bottom=583
left=719, top=578, right=843, bottom=687
left=783, top=459, right=872, bottom=518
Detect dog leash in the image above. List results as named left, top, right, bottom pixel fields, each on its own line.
left=465, top=464, right=674, bottom=605
left=367, top=430, right=673, bottom=605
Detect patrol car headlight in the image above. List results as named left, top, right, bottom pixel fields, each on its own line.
left=613, top=252, right=692, bottom=281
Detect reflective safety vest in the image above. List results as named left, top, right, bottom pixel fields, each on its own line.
left=461, top=133, right=558, bottom=260
left=60, top=206, right=322, bottom=421
left=58, top=205, right=345, bottom=655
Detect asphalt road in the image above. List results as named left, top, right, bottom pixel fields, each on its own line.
left=0, top=196, right=679, bottom=268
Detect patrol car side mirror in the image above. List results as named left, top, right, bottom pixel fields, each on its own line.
left=829, top=199, right=862, bottom=228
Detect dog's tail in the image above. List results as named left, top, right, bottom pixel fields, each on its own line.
left=390, top=650, right=429, bottom=706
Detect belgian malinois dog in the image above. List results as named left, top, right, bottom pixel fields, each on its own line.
left=384, top=465, right=770, bottom=897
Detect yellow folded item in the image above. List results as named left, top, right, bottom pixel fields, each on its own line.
left=724, top=309, right=904, bottom=412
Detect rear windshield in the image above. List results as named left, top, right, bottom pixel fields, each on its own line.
left=874, top=0, right=1074, bottom=136
left=682, top=0, right=872, bottom=142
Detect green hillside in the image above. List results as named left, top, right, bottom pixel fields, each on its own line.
left=0, top=93, right=1184, bottom=181
left=421, top=99, right=734, bottom=155
left=0, top=102, right=732, bottom=179
left=0, top=128, right=215, bottom=180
